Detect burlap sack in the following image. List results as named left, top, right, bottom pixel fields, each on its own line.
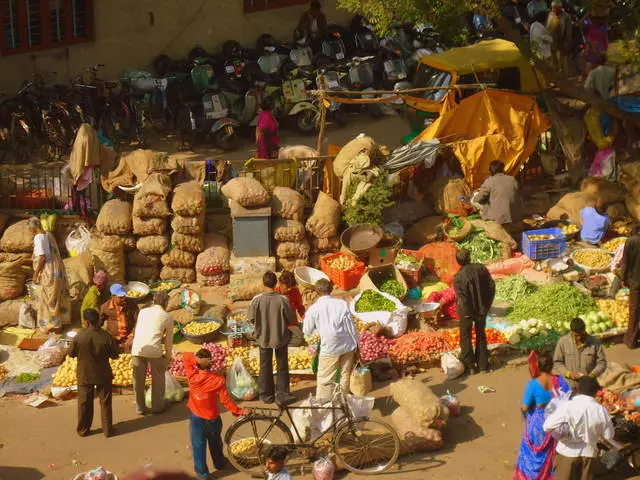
left=273, top=219, right=306, bottom=242
left=128, top=265, right=160, bottom=283
left=91, top=233, right=123, bottom=253
left=383, top=200, right=434, bottom=227
left=306, top=192, right=341, bottom=239
left=172, top=181, right=205, bottom=216
left=608, top=202, right=629, bottom=221
left=96, top=199, right=133, bottom=235
left=427, top=178, right=471, bottom=214
left=133, top=217, right=167, bottom=236
left=197, top=271, right=230, bottom=287
left=138, top=172, right=172, bottom=199
left=276, top=257, right=309, bottom=271
left=272, top=187, right=305, bottom=221
left=0, top=220, right=38, bottom=253
left=310, top=236, right=341, bottom=253
left=170, top=308, right=195, bottom=325
left=470, top=219, right=517, bottom=250
left=626, top=196, right=640, bottom=222
left=334, top=136, right=376, bottom=177
left=172, top=232, right=204, bottom=254
left=580, top=177, right=624, bottom=207
left=89, top=241, right=125, bottom=285
left=137, top=235, right=170, bottom=255
left=160, top=266, right=196, bottom=284
left=0, top=252, right=32, bottom=265
left=196, top=234, right=230, bottom=275
left=391, top=407, right=444, bottom=455
left=0, top=213, right=9, bottom=237
left=127, top=251, right=161, bottom=267
left=547, top=192, right=595, bottom=225
left=620, top=162, right=640, bottom=192
left=0, top=259, right=26, bottom=300
left=120, top=235, right=137, bottom=252
left=276, top=239, right=310, bottom=259
left=230, top=274, right=265, bottom=301
left=404, top=216, right=444, bottom=245
left=167, top=289, right=182, bottom=312
left=309, top=253, right=323, bottom=269
left=64, top=251, right=94, bottom=299
left=0, top=299, right=23, bottom=328
left=161, top=248, right=196, bottom=268
left=221, top=177, right=270, bottom=207
left=132, top=195, right=171, bottom=218
left=171, top=214, right=204, bottom=235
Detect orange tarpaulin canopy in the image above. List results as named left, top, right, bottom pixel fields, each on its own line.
left=415, top=89, right=550, bottom=188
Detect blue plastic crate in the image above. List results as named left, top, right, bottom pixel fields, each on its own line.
left=522, top=227, right=566, bottom=260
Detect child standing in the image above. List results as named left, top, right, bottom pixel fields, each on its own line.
left=276, top=271, right=305, bottom=347
left=183, top=349, right=249, bottom=480
left=265, top=446, right=292, bottom=480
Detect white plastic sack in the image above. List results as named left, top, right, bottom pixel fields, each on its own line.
left=36, top=334, right=67, bottom=368
left=291, top=396, right=314, bottom=442
left=312, top=457, right=335, bottom=480
left=544, top=387, right=572, bottom=440
left=227, top=357, right=258, bottom=401
left=441, top=352, right=465, bottom=380
left=65, top=225, right=91, bottom=257
left=349, top=291, right=408, bottom=337
left=346, top=393, right=375, bottom=418
left=18, top=302, right=36, bottom=329
left=145, top=372, right=185, bottom=408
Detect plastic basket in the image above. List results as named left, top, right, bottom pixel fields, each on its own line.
left=522, top=228, right=566, bottom=260
left=320, top=252, right=365, bottom=291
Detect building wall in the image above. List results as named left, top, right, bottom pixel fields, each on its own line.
left=0, top=0, right=351, bottom=91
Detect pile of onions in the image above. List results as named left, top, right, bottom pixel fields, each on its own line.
left=169, top=355, right=185, bottom=377
left=359, top=331, right=394, bottom=363
left=201, top=342, right=229, bottom=371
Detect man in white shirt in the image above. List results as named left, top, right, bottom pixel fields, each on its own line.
left=303, top=278, right=359, bottom=401
left=131, top=292, right=173, bottom=415
left=543, top=376, right=614, bottom=480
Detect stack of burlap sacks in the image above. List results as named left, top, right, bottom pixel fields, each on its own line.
left=0, top=219, right=36, bottom=303
left=130, top=173, right=172, bottom=283
left=196, top=233, right=231, bottom=286
left=94, top=199, right=135, bottom=284
left=161, top=181, right=206, bottom=284
left=306, top=191, right=342, bottom=269
left=272, top=187, right=309, bottom=271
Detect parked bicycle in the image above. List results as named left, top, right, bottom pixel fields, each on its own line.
left=224, top=383, right=400, bottom=477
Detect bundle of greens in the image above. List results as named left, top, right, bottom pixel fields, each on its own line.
left=495, top=275, right=538, bottom=304
left=380, top=279, right=404, bottom=299
left=395, top=251, right=421, bottom=271
left=343, top=172, right=394, bottom=227
left=455, top=230, right=501, bottom=264
left=355, top=289, right=396, bottom=313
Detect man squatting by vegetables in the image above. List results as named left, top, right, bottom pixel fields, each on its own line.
left=472, top=160, right=522, bottom=230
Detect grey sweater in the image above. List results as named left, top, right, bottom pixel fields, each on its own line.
left=249, top=290, right=295, bottom=349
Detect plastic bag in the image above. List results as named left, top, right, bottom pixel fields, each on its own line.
left=36, top=333, right=67, bottom=368
left=18, top=302, right=36, bottom=329
left=440, top=390, right=461, bottom=418
left=350, top=364, right=373, bottom=396
left=312, top=457, right=335, bottom=480
left=145, top=372, right=185, bottom=408
left=65, top=225, right=92, bottom=257
left=291, top=396, right=314, bottom=442
left=346, top=393, right=375, bottom=418
left=441, top=352, right=464, bottom=380
left=544, top=387, right=572, bottom=440
left=180, top=289, right=201, bottom=315
left=227, top=357, right=258, bottom=401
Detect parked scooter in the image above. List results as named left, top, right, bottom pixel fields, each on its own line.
left=316, top=68, right=348, bottom=125
left=280, top=27, right=315, bottom=78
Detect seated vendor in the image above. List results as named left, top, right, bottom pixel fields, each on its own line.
left=473, top=160, right=522, bottom=226
left=80, top=270, right=108, bottom=327
left=100, top=283, right=138, bottom=352
left=580, top=202, right=610, bottom=244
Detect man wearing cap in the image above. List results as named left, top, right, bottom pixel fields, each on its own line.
left=101, top=284, right=139, bottom=353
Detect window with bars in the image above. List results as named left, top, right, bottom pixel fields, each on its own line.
left=2, top=0, right=93, bottom=54
left=244, top=0, right=309, bottom=13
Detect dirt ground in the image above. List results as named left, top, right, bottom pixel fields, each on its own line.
left=1, top=343, right=640, bottom=480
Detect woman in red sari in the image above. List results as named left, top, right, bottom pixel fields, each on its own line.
left=256, top=96, right=279, bottom=159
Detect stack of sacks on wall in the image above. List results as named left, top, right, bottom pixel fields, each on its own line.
left=272, top=187, right=309, bottom=271
left=196, top=233, right=231, bottom=286
left=305, top=191, right=342, bottom=269
left=95, top=199, right=135, bottom=282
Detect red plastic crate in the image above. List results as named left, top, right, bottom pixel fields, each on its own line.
left=320, top=252, right=365, bottom=291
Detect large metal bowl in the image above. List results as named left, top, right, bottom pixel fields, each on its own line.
left=125, top=281, right=150, bottom=302
left=341, top=224, right=384, bottom=256
left=181, top=317, right=223, bottom=344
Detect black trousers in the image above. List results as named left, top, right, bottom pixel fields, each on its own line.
left=459, top=314, right=489, bottom=372
left=77, top=383, right=113, bottom=437
left=259, top=346, right=290, bottom=401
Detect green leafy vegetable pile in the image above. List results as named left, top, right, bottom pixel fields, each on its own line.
left=355, top=289, right=396, bottom=313
left=395, top=251, right=421, bottom=271
left=15, top=372, right=40, bottom=383
left=379, top=279, right=405, bottom=299
left=455, top=230, right=501, bottom=264
left=508, top=282, right=595, bottom=330
left=495, top=275, right=538, bottom=304
left=343, top=172, right=394, bottom=227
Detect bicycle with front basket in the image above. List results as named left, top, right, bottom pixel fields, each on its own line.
left=224, top=383, right=400, bottom=477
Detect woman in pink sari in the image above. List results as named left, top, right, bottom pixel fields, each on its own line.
left=256, top=96, right=279, bottom=159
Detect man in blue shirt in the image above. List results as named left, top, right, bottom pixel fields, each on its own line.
left=580, top=203, right=610, bottom=244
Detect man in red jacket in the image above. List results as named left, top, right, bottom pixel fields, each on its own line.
left=184, top=349, right=249, bottom=479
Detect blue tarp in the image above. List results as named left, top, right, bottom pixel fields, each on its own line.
left=0, top=366, right=56, bottom=395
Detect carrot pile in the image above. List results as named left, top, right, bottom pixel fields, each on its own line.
left=388, top=332, right=451, bottom=364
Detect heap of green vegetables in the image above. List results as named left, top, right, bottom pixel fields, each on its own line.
left=395, top=251, right=421, bottom=271
left=456, top=230, right=501, bottom=264
left=15, top=372, right=40, bottom=383
left=355, top=289, right=396, bottom=313
left=495, top=275, right=538, bottom=304
left=508, top=282, right=595, bottom=331
left=343, top=172, right=394, bottom=227
left=379, top=279, right=405, bottom=299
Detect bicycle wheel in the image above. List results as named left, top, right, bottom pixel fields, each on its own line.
left=333, top=418, right=400, bottom=474
left=225, top=415, right=294, bottom=478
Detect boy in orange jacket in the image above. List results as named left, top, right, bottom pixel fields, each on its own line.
left=184, top=349, right=249, bottom=479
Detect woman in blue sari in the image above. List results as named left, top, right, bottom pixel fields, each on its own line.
left=514, top=353, right=571, bottom=480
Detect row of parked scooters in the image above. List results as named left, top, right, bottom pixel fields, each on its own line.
left=127, top=18, right=446, bottom=151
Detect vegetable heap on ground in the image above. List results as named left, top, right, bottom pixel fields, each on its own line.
left=343, top=172, right=394, bottom=227
left=578, top=311, right=615, bottom=335
left=388, top=332, right=450, bottom=363
left=508, top=282, right=595, bottom=331
left=495, top=275, right=538, bottom=304
left=359, top=331, right=394, bottom=362
left=379, top=279, right=404, bottom=299
left=395, top=251, right=421, bottom=271
left=504, top=318, right=562, bottom=350
left=355, top=289, right=396, bottom=313
left=456, top=230, right=501, bottom=264
left=596, top=298, right=629, bottom=328
left=442, top=328, right=507, bottom=348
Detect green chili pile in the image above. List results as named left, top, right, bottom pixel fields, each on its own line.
left=355, top=289, right=396, bottom=313
left=495, top=275, right=538, bottom=304
left=380, top=279, right=405, bottom=299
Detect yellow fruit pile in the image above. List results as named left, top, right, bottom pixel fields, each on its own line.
left=231, top=438, right=260, bottom=457
left=110, top=354, right=134, bottom=386
left=601, top=237, right=627, bottom=254
left=612, top=220, right=634, bottom=236
left=561, top=224, right=580, bottom=235
left=328, top=255, right=357, bottom=270
left=596, top=298, right=629, bottom=328
left=0, top=364, right=7, bottom=383
left=289, top=347, right=312, bottom=371
left=53, top=356, right=77, bottom=387
left=183, top=321, right=221, bottom=336
left=126, top=290, right=146, bottom=298
left=573, top=249, right=611, bottom=269
left=304, top=333, right=320, bottom=346
left=226, top=347, right=261, bottom=376
left=154, top=281, right=177, bottom=292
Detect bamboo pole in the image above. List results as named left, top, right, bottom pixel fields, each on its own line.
left=309, top=83, right=498, bottom=97
left=316, top=76, right=328, bottom=155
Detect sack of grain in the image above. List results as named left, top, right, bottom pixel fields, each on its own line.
left=391, top=406, right=444, bottom=455
left=89, top=239, right=125, bottom=285
left=272, top=187, right=305, bottom=220
left=276, top=239, right=310, bottom=259
left=426, top=178, right=471, bottom=214
left=127, top=251, right=161, bottom=267
left=91, top=233, right=123, bottom=253
left=0, top=299, right=23, bottom=328
left=196, top=234, right=230, bottom=275
left=306, top=192, right=341, bottom=239
left=128, top=265, right=160, bottom=283
left=384, top=200, right=434, bottom=227
left=580, top=177, right=624, bottom=206
left=626, top=196, right=640, bottom=222
left=167, top=289, right=182, bottom=312
left=0, top=219, right=38, bottom=253
left=620, top=162, right=640, bottom=193
left=0, top=259, right=26, bottom=300
left=547, top=192, right=594, bottom=225
left=334, top=136, right=376, bottom=177
left=277, top=257, right=309, bottom=271
left=197, top=271, right=230, bottom=287
left=310, top=236, right=340, bottom=253
left=133, top=217, right=167, bottom=236
left=172, top=181, right=205, bottom=216
left=170, top=308, right=195, bottom=325
left=172, top=232, right=204, bottom=254
left=96, top=199, right=133, bottom=235
left=64, top=251, right=94, bottom=299
left=120, top=235, right=137, bottom=252
left=229, top=274, right=265, bottom=301
left=138, top=172, right=172, bottom=200
left=137, top=235, right=170, bottom=255
left=273, top=219, right=306, bottom=242
left=607, top=202, right=629, bottom=221
left=161, top=248, right=196, bottom=268
left=132, top=194, right=171, bottom=218
left=0, top=252, right=32, bottom=265
left=160, top=266, right=196, bottom=284
left=404, top=216, right=444, bottom=245
left=171, top=214, right=204, bottom=235
left=390, top=377, right=449, bottom=428
left=221, top=177, right=270, bottom=207
left=0, top=213, right=9, bottom=238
